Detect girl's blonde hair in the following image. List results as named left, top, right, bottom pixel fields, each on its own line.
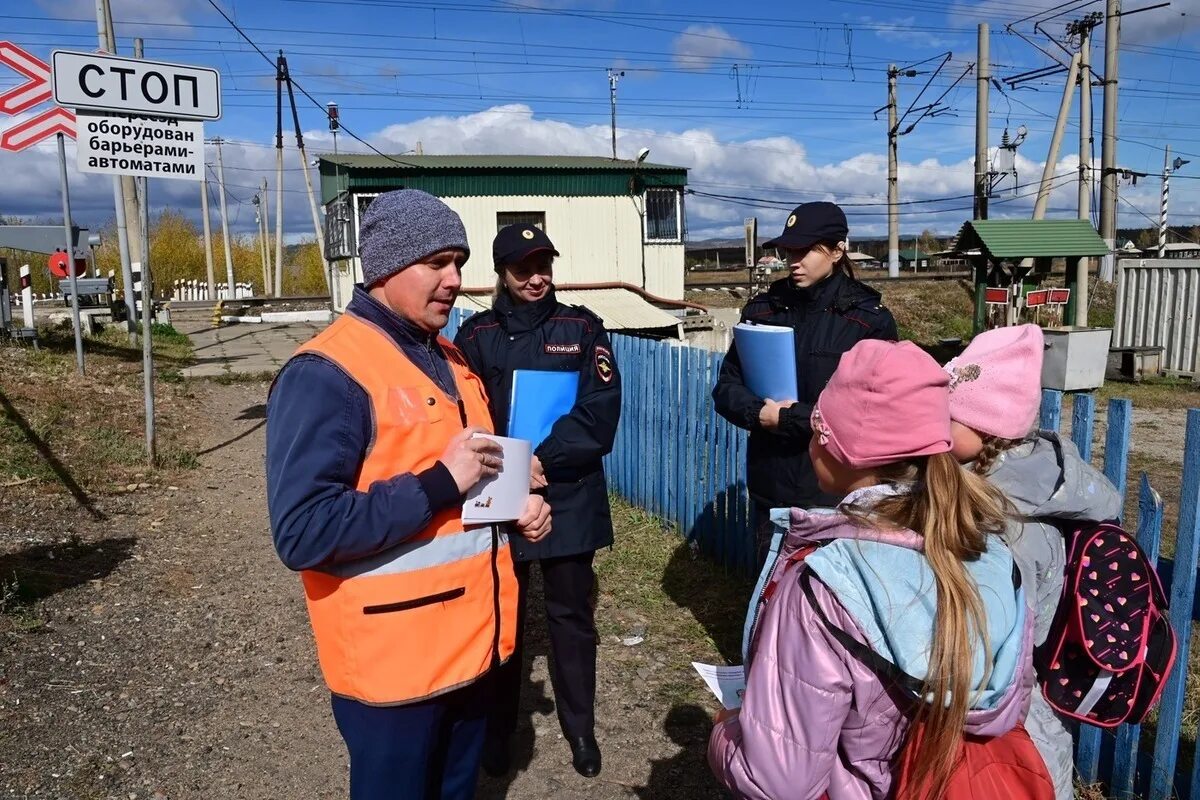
left=842, top=451, right=1010, bottom=800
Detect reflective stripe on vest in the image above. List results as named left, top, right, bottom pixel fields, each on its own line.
left=324, top=526, right=511, bottom=580
left=290, top=312, right=519, bottom=706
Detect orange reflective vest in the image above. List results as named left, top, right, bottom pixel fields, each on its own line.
left=292, top=313, right=518, bottom=706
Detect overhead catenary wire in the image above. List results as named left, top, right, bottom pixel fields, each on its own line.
left=203, top=0, right=422, bottom=169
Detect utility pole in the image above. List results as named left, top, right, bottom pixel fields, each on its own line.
left=212, top=137, right=237, bottom=299
left=1099, top=0, right=1121, bottom=281
left=1159, top=145, right=1171, bottom=258
left=138, top=171, right=155, bottom=465
left=887, top=65, right=900, bottom=278
left=1070, top=14, right=1100, bottom=221
left=281, top=56, right=325, bottom=260
left=261, top=177, right=274, bottom=296
left=1033, top=52, right=1081, bottom=220
left=274, top=51, right=285, bottom=298
left=95, top=0, right=137, bottom=338
left=974, top=24, right=990, bottom=220
left=122, top=19, right=144, bottom=280
left=200, top=175, right=215, bottom=300
left=57, top=132, right=85, bottom=375
left=607, top=68, right=624, bottom=160
left=256, top=196, right=268, bottom=293
left=1159, top=147, right=1190, bottom=258
left=254, top=192, right=268, bottom=294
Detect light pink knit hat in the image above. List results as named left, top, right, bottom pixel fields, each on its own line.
left=811, top=340, right=952, bottom=469
left=945, top=324, right=1045, bottom=440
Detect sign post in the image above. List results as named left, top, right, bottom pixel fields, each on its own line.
left=57, top=131, right=85, bottom=374
left=52, top=47, right=221, bottom=462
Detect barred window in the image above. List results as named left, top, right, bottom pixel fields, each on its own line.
left=497, top=212, right=546, bottom=233
left=644, top=188, right=681, bottom=242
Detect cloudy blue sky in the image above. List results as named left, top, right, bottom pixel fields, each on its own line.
left=2, top=0, right=1198, bottom=242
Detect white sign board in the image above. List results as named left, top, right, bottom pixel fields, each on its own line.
left=76, top=111, right=204, bottom=182
left=51, top=51, right=221, bottom=120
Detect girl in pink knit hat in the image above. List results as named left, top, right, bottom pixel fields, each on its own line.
left=945, top=324, right=1121, bottom=799
left=711, top=339, right=1050, bottom=800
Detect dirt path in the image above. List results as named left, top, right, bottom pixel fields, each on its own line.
left=1, top=378, right=727, bottom=799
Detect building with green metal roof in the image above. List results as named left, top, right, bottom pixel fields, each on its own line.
left=952, top=218, right=1110, bottom=332
left=317, top=154, right=690, bottom=310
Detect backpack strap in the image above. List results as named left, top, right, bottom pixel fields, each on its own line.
left=799, top=570, right=925, bottom=699
left=798, top=561, right=1023, bottom=704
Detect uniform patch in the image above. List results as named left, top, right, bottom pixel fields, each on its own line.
left=594, top=346, right=614, bottom=383
left=544, top=342, right=581, bottom=355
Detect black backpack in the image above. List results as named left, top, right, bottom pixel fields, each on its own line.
left=1034, top=521, right=1177, bottom=728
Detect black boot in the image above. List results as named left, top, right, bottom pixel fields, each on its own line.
left=569, top=735, right=601, bottom=778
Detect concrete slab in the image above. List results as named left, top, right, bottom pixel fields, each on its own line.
left=176, top=310, right=326, bottom=379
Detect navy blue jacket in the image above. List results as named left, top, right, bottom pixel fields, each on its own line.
left=454, top=288, right=621, bottom=561
left=712, top=270, right=898, bottom=510
left=265, top=285, right=462, bottom=572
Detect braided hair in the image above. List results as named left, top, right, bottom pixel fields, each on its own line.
left=971, top=435, right=1024, bottom=477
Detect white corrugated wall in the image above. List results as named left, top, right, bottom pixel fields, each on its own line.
left=1114, top=259, right=1200, bottom=377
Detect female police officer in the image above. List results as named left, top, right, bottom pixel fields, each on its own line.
left=712, top=201, right=897, bottom=567
left=454, top=224, right=621, bottom=779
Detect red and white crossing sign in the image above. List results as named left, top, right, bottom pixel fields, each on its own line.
left=0, top=41, right=76, bottom=152
left=1, top=106, right=75, bottom=152
left=0, top=41, right=52, bottom=114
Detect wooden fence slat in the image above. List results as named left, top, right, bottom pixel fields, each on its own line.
left=1071, top=392, right=1096, bottom=463
left=685, top=346, right=699, bottom=542
left=667, top=340, right=676, bottom=522
left=1149, top=410, right=1200, bottom=800
left=1073, top=394, right=1101, bottom=782
left=1041, top=389, right=1063, bottom=433
left=712, top=353, right=729, bottom=570
left=671, top=345, right=683, bottom=529
left=1110, top=474, right=1165, bottom=799
left=1104, top=399, right=1134, bottom=515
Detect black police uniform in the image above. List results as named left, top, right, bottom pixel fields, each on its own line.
left=453, top=224, right=621, bottom=776
left=712, top=203, right=897, bottom=562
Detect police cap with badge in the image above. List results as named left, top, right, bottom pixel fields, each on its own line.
left=763, top=201, right=848, bottom=250
left=493, top=224, right=561, bottom=271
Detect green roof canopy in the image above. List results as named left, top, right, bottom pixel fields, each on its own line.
left=953, top=219, right=1109, bottom=259
left=318, top=154, right=688, bottom=204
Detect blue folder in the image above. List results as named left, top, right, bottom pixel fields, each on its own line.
left=732, top=322, right=798, bottom=402
left=508, top=369, right=580, bottom=448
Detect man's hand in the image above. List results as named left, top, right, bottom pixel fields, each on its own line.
left=530, top=455, right=549, bottom=490
left=758, top=399, right=797, bottom=431
left=515, top=494, right=552, bottom=543
left=440, top=428, right=504, bottom=494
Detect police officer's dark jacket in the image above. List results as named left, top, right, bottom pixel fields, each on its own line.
left=712, top=269, right=898, bottom=510
left=455, top=287, right=621, bottom=561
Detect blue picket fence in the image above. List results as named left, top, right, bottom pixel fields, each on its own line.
left=445, top=307, right=1200, bottom=798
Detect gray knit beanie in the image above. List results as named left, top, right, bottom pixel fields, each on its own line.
left=358, top=189, right=470, bottom=287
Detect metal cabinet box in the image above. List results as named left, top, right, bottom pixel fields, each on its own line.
left=1042, top=327, right=1113, bottom=391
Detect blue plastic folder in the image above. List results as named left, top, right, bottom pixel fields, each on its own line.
left=508, top=370, right=580, bottom=448
left=732, top=322, right=798, bottom=402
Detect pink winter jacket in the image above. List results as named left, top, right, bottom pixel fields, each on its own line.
left=708, top=507, right=1036, bottom=800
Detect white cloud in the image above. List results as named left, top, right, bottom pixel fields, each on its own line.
left=36, top=0, right=208, bottom=35
left=672, top=25, right=751, bottom=72
left=863, top=16, right=961, bottom=49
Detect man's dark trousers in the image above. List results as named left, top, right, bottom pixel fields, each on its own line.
left=489, top=551, right=597, bottom=741
left=331, top=676, right=490, bottom=800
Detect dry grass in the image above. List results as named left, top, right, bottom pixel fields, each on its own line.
left=0, top=323, right=199, bottom=491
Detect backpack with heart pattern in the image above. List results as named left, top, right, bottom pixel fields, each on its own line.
left=1034, top=521, right=1177, bottom=727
